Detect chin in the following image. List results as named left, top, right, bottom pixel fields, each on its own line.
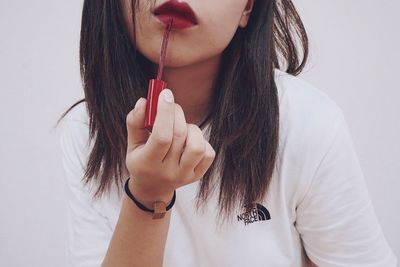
left=163, top=59, right=193, bottom=68
left=144, top=52, right=196, bottom=69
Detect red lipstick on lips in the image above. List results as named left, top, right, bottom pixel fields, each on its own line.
left=153, top=0, right=198, bottom=30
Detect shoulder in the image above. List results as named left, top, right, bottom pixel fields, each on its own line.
left=274, top=68, right=345, bottom=149
left=274, top=68, right=343, bottom=123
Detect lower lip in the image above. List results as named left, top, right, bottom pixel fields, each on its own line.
left=155, top=14, right=197, bottom=30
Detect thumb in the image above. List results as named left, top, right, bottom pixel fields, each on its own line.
left=126, top=97, right=149, bottom=152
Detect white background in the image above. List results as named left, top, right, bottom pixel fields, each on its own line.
left=0, top=1, right=399, bottom=266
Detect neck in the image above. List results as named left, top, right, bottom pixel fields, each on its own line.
left=161, top=55, right=221, bottom=126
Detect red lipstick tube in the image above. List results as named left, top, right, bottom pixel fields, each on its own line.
left=145, top=18, right=173, bottom=131
left=145, top=79, right=168, bottom=130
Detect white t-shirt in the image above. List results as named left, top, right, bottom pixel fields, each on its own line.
left=59, top=69, right=397, bottom=267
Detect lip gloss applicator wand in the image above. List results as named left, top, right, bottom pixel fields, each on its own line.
left=145, top=17, right=174, bottom=131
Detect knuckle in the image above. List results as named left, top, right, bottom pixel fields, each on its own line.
left=187, top=124, right=204, bottom=139
left=152, top=133, right=172, bottom=146
left=206, top=147, right=216, bottom=160
left=187, top=123, right=201, bottom=134
left=173, top=129, right=187, bottom=140
left=187, top=141, right=206, bottom=156
left=174, top=126, right=187, bottom=140
left=154, top=135, right=171, bottom=146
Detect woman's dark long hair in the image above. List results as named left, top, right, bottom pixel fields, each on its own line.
left=57, top=0, right=308, bottom=218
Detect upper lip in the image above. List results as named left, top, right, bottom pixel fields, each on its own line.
left=152, top=1, right=198, bottom=24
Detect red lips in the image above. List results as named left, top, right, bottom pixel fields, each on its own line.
left=153, top=0, right=198, bottom=29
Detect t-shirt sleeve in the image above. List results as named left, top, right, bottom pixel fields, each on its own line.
left=60, top=117, right=113, bottom=267
left=295, top=111, right=397, bottom=266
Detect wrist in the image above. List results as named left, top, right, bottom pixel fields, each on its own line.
left=128, top=178, right=175, bottom=209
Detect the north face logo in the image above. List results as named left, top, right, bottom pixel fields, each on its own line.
left=237, top=203, right=271, bottom=226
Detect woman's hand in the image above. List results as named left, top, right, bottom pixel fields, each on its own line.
left=125, top=89, right=215, bottom=207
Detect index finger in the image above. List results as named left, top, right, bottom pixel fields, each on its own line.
left=143, top=89, right=175, bottom=161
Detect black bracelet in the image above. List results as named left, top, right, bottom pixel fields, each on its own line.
left=124, top=177, right=176, bottom=213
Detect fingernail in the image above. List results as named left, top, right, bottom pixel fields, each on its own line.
left=163, top=89, right=174, bottom=103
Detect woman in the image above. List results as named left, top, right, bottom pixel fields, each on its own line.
left=59, top=0, right=397, bottom=266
